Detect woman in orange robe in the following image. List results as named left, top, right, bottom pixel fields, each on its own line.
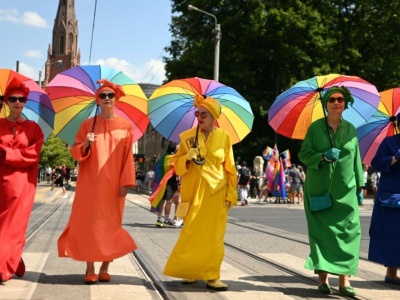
left=0, top=79, right=44, bottom=282
left=58, top=79, right=136, bottom=284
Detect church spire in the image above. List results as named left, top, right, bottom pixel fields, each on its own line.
left=43, top=0, right=80, bottom=86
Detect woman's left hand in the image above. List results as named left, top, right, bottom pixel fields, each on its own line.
left=225, top=200, right=233, bottom=210
left=119, top=186, right=129, bottom=197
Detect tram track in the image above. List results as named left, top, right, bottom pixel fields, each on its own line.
left=25, top=193, right=175, bottom=300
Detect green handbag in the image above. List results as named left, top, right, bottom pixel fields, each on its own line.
left=309, top=192, right=332, bottom=212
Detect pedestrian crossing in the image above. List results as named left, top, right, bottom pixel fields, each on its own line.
left=261, top=253, right=400, bottom=299
left=2, top=251, right=398, bottom=300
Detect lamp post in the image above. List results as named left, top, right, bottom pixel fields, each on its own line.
left=188, top=5, right=221, bottom=81
left=39, top=60, right=63, bottom=88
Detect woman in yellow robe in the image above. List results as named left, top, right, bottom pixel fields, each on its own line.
left=58, top=79, right=136, bottom=284
left=163, top=95, right=238, bottom=291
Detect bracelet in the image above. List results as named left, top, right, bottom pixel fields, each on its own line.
left=322, top=153, right=333, bottom=163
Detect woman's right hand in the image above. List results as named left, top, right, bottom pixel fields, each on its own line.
left=83, top=133, right=95, bottom=148
left=187, top=148, right=199, bottom=161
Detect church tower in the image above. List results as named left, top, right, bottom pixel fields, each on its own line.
left=43, top=0, right=80, bottom=86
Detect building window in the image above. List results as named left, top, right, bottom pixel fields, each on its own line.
left=59, top=35, right=65, bottom=54
left=68, top=33, right=73, bottom=52
left=161, top=137, right=166, bottom=149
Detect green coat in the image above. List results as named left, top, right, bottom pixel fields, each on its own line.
left=299, top=118, right=363, bottom=276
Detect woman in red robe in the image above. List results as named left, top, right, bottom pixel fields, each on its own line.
left=0, top=79, right=44, bottom=282
left=58, top=79, right=136, bottom=284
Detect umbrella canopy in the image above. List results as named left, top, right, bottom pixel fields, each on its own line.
left=268, top=74, right=380, bottom=140
left=148, top=77, right=254, bottom=144
left=45, top=65, right=149, bottom=145
left=357, top=88, right=400, bottom=166
left=0, top=68, right=54, bottom=140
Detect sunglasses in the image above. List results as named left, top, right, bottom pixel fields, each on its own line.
left=8, top=96, right=27, bottom=103
left=328, top=97, right=345, bottom=103
left=99, top=92, right=116, bottom=100
left=194, top=111, right=208, bottom=119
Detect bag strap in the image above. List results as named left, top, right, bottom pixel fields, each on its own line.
left=307, top=123, right=344, bottom=198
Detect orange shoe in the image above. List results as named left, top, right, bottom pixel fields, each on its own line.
left=98, top=272, right=111, bottom=282
left=84, top=272, right=98, bottom=284
left=15, top=258, right=26, bottom=277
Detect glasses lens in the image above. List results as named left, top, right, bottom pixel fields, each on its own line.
left=328, top=97, right=345, bottom=103
left=8, top=96, right=26, bottom=103
left=99, top=93, right=115, bottom=99
left=194, top=111, right=207, bottom=119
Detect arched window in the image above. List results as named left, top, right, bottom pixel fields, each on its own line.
left=161, top=137, right=166, bottom=149
left=59, top=35, right=65, bottom=54
left=68, top=33, right=73, bottom=52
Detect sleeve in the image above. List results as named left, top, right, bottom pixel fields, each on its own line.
left=298, top=122, right=326, bottom=170
left=71, top=120, right=91, bottom=161
left=371, top=138, right=395, bottom=173
left=119, top=125, right=135, bottom=188
left=1, top=122, right=44, bottom=168
left=224, top=133, right=238, bottom=204
left=353, top=136, right=365, bottom=188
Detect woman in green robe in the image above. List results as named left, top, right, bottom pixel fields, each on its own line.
left=299, top=86, right=364, bottom=297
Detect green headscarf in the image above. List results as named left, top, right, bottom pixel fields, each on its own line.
left=321, top=86, right=354, bottom=110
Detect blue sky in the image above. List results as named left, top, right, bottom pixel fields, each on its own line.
left=0, top=0, right=172, bottom=84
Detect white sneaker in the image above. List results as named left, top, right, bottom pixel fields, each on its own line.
left=174, top=219, right=183, bottom=227
left=46, top=190, right=52, bottom=196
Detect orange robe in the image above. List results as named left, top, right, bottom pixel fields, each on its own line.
left=0, top=119, right=43, bottom=280
left=58, top=116, right=137, bottom=262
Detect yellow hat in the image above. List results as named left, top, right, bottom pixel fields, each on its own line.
left=194, top=94, right=221, bottom=119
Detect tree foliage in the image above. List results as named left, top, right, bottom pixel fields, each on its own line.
left=166, top=0, right=400, bottom=165
left=40, top=134, right=75, bottom=168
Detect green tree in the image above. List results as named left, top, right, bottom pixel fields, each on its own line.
left=166, top=0, right=400, bottom=164
left=40, top=134, right=75, bottom=169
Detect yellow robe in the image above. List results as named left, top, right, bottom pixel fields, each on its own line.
left=58, top=116, right=137, bottom=262
left=163, top=127, right=237, bottom=280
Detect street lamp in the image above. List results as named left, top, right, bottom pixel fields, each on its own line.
left=188, top=5, right=221, bottom=81
left=38, top=60, right=63, bottom=88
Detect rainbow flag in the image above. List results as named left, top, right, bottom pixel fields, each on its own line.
left=149, top=154, right=175, bottom=211
left=280, top=149, right=290, bottom=160
left=262, top=146, right=273, bottom=160
left=272, top=158, right=287, bottom=198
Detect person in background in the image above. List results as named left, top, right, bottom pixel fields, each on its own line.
left=238, top=161, right=250, bottom=206
left=49, top=164, right=66, bottom=197
left=163, top=94, right=237, bottom=291
left=0, top=78, right=44, bottom=282
left=249, top=166, right=261, bottom=199
left=370, top=170, right=379, bottom=199
left=152, top=142, right=180, bottom=227
left=361, top=164, right=369, bottom=202
left=146, top=167, right=155, bottom=190
left=368, top=112, right=400, bottom=285
left=298, top=165, right=306, bottom=204
left=57, top=79, right=137, bottom=284
left=45, top=164, right=52, bottom=184
left=135, top=168, right=144, bottom=193
left=299, top=86, right=363, bottom=297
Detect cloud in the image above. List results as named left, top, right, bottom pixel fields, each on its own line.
left=16, top=62, right=37, bottom=81
left=22, top=11, right=47, bottom=27
left=0, top=9, right=47, bottom=27
left=90, top=57, right=166, bottom=84
left=25, top=50, right=42, bottom=59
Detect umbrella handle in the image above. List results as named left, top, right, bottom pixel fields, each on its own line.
left=192, top=124, right=205, bottom=165
left=319, top=90, right=336, bottom=159
left=85, top=105, right=99, bottom=153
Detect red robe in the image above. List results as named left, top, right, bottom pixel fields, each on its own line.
left=58, top=116, right=137, bottom=262
left=0, top=118, right=44, bottom=281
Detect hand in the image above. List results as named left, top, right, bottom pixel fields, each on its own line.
left=395, top=149, right=400, bottom=161
left=119, top=186, right=129, bottom=197
left=225, top=200, right=233, bottom=210
left=187, top=148, right=199, bottom=161
left=356, top=189, right=364, bottom=205
left=324, top=148, right=341, bottom=162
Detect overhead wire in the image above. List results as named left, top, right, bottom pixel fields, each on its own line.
left=88, top=0, right=98, bottom=65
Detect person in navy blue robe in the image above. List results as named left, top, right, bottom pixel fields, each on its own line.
left=369, top=115, right=400, bottom=285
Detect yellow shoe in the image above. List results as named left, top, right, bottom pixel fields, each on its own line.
left=182, top=279, right=196, bottom=285
left=206, top=280, right=228, bottom=291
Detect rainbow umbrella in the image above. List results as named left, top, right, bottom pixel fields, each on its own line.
left=148, top=77, right=254, bottom=144
left=356, top=88, right=400, bottom=166
left=0, top=69, right=54, bottom=140
left=45, top=65, right=149, bottom=145
left=268, top=74, right=380, bottom=140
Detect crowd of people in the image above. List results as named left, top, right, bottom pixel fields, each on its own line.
left=2, top=81, right=400, bottom=296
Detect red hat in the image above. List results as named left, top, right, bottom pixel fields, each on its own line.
left=4, top=77, right=30, bottom=103
left=95, top=79, right=125, bottom=104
